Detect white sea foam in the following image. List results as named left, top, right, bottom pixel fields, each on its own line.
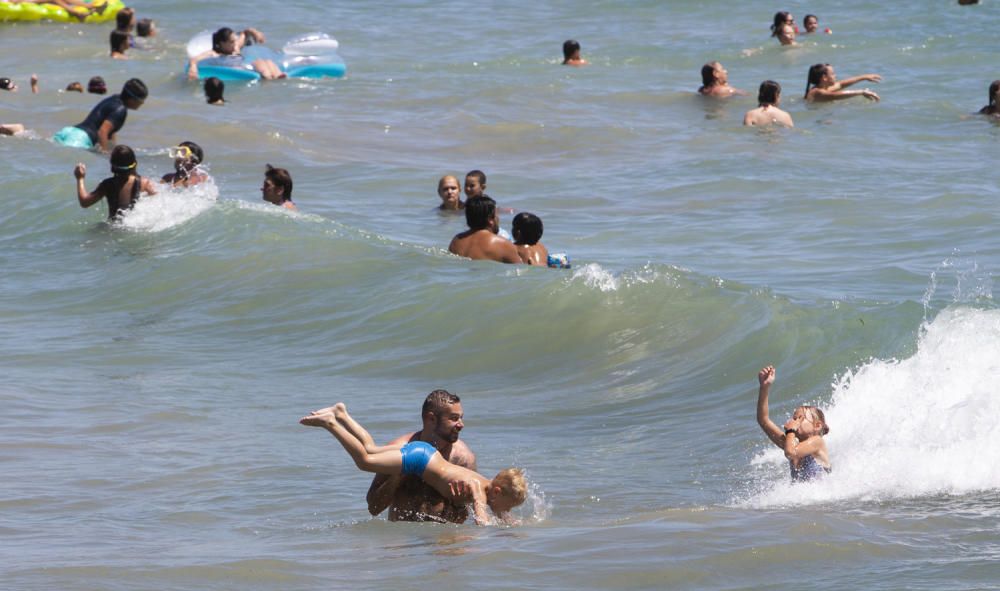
left=118, top=177, right=219, bottom=233
left=746, top=306, right=1000, bottom=507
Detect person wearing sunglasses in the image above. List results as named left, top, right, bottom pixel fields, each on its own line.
left=161, top=141, right=209, bottom=188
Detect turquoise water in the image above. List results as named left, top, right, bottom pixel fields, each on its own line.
left=2, top=1, right=1000, bottom=590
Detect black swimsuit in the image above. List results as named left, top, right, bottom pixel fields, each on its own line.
left=98, top=175, right=142, bottom=219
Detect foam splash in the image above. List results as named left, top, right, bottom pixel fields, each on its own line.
left=118, top=176, right=219, bottom=232
left=745, top=306, right=1000, bottom=507
left=569, top=263, right=666, bottom=292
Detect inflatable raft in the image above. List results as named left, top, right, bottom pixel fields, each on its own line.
left=0, top=0, right=124, bottom=23
left=186, top=31, right=346, bottom=81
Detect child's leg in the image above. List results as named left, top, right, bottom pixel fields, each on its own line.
left=332, top=403, right=400, bottom=454
left=300, top=405, right=404, bottom=474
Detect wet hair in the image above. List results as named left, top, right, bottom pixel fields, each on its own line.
left=212, top=27, right=235, bottom=54
left=465, top=169, right=486, bottom=187
left=491, top=468, right=528, bottom=507
left=65, top=81, right=83, bottom=92
left=107, top=145, right=139, bottom=205
left=422, top=389, right=461, bottom=416
left=179, top=141, right=204, bottom=165
left=805, top=63, right=830, bottom=98
left=204, top=77, right=225, bottom=104
left=801, top=406, right=830, bottom=435
left=0, top=77, right=13, bottom=91
left=512, top=212, right=543, bottom=245
left=136, top=18, right=154, bottom=37
left=989, top=80, right=1000, bottom=106
left=265, top=164, right=293, bottom=201
left=758, top=80, right=781, bottom=105
left=110, top=30, right=129, bottom=54
left=771, top=11, right=791, bottom=37
left=804, top=14, right=818, bottom=25
left=464, top=195, right=497, bottom=230
left=701, top=62, right=720, bottom=87
left=121, top=78, right=148, bottom=102
left=115, top=7, right=134, bottom=32
left=88, top=76, right=107, bottom=94
left=563, top=39, right=581, bottom=60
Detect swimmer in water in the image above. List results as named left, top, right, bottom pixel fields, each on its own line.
left=300, top=402, right=527, bottom=526
left=512, top=212, right=549, bottom=266
left=437, top=174, right=463, bottom=211
left=562, top=39, right=588, bottom=67
left=53, top=78, right=147, bottom=152
left=770, top=11, right=796, bottom=46
left=756, top=365, right=831, bottom=482
left=698, top=61, right=747, bottom=98
left=804, top=63, right=881, bottom=103
left=161, top=141, right=209, bottom=188
left=188, top=27, right=285, bottom=81
left=743, top=80, right=793, bottom=127
left=449, top=195, right=521, bottom=264
left=74, top=145, right=157, bottom=220
left=204, top=77, right=225, bottom=106
left=261, top=164, right=296, bottom=211
left=110, top=30, right=129, bottom=60
left=978, top=80, right=1000, bottom=116
left=802, top=14, right=830, bottom=34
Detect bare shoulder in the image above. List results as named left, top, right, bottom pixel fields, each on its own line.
left=448, top=439, right=477, bottom=468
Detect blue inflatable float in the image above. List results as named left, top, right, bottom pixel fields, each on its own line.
left=186, top=31, right=346, bottom=81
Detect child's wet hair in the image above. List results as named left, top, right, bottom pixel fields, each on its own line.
left=802, top=405, right=829, bottom=435
left=493, top=468, right=527, bottom=506
left=512, top=212, right=543, bottom=245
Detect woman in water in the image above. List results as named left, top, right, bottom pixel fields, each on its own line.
left=978, top=80, right=1000, bottom=116
left=804, top=63, right=881, bottom=103
left=770, top=11, right=796, bottom=46
left=698, top=61, right=746, bottom=97
left=756, top=365, right=831, bottom=482
left=188, top=27, right=284, bottom=80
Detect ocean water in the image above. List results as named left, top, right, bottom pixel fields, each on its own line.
left=2, top=1, right=1000, bottom=589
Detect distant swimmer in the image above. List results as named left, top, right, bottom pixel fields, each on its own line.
left=204, top=77, right=225, bottom=106
left=137, top=18, right=157, bottom=38
left=261, top=164, right=296, bottom=211
left=804, top=64, right=881, bottom=103
left=110, top=30, right=129, bottom=60
left=188, top=27, right=285, bottom=81
left=53, top=78, right=148, bottom=152
left=756, top=365, right=831, bottom=482
left=65, top=81, right=83, bottom=92
left=0, top=123, right=25, bottom=136
left=367, top=390, right=477, bottom=524
left=698, top=61, right=747, bottom=98
left=74, top=145, right=158, bottom=220
left=448, top=195, right=521, bottom=264
left=512, top=212, right=549, bottom=265
left=300, top=402, right=527, bottom=526
left=0, top=76, right=18, bottom=92
left=562, top=39, right=588, bottom=67
left=978, top=80, right=999, bottom=116
left=803, top=14, right=831, bottom=34
left=743, top=80, right=793, bottom=127
left=437, top=175, right=463, bottom=211
left=771, top=11, right=797, bottom=46
left=88, top=76, right=107, bottom=95
left=161, top=141, right=209, bottom=188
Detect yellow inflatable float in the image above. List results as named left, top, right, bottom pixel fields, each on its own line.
left=0, top=0, right=125, bottom=23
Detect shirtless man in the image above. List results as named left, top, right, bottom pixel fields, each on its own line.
left=448, top=196, right=521, bottom=264
left=743, top=80, right=793, bottom=127
left=366, top=390, right=477, bottom=523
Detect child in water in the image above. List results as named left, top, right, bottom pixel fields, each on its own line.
left=74, top=145, right=157, bottom=219
left=756, top=365, right=831, bottom=481
left=512, top=212, right=548, bottom=265
left=300, top=403, right=526, bottom=525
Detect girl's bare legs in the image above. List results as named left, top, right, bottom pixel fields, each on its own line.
left=300, top=404, right=404, bottom=474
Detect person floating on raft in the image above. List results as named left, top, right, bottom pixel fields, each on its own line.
left=1, top=0, right=119, bottom=23
left=188, top=27, right=285, bottom=80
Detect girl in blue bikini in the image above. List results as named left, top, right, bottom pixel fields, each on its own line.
left=756, top=365, right=831, bottom=481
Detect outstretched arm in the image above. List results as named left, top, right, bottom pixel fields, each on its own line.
left=809, top=87, right=880, bottom=102
left=756, top=365, right=786, bottom=448
left=834, top=74, right=881, bottom=89
left=74, top=164, right=105, bottom=208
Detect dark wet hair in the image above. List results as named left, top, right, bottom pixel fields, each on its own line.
left=204, top=77, right=225, bottom=103
left=422, top=389, right=460, bottom=416
left=66, top=81, right=83, bottom=92
left=115, top=7, right=134, bottom=32
left=701, top=62, right=720, bottom=87
left=512, top=212, right=543, bottom=245
left=110, top=30, right=129, bottom=54
left=464, top=195, right=497, bottom=230
left=265, top=164, right=293, bottom=201
left=804, top=14, right=818, bottom=24
left=136, top=18, right=154, bottom=37
left=989, top=80, right=1000, bottom=106
left=758, top=80, right=781, bottom=105
left=121, top=78, right=148, bottom=101
left=179, top=141, right=204, bottom=165
left=563, top=39, right=581, bottom=60
left=465, top=169, right=486, bottom=187
left=88, top=76, right=106, bottom=94
left=771, top=11, right=791, bottom=37
left=212, top=27, right=235, bottom=54
left=805, top=63, right=830, bottom=98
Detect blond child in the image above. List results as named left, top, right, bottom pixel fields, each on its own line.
left=301, top=403, right=526, bottom=525
left=756, top=365, right=831, bottom=481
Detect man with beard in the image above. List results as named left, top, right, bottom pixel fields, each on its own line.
left=366, top=390, right=477, bottom=523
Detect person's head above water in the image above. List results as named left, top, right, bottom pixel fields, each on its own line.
left=464, top=170, right=486, bottom=199
left=115, top=7, right=135, bottom=32
left=263, top=164, right=293, bottom=204
left=805, top=63, right=833, bottom=97
left=486, top=467, right=528, bottom=514
left=563, top=39, right=581, bottom=61
left=758, top=80, right=781, bottom=106
left=110, top=30, right=129, bottom=56
left=120, top=78, right=147, bottom=109
left=421, top=389, right=464, bottom=443
left=88, top=76, right=107, bottom=94
left=212, top=27, right=237, bottom=55
left=204, top=77, right=225, bottom=105
left=66, top=81, right=83, bottom=92
left=803, top=14, right=819, bottom=33
left=790, top=405, right=829, bottom=438
left=464, top=195, right=497, bottom=231
left=172, top=140, right=203, bottom=168
left=137, top=18, right=156, bottom=38
left=512, top=212, right=543, bottom=245
left=771, top=11, right=793, bottom=36
left=438, top=175, right=462, bottom=209
left=109, top=144, right=138, bottom=177
left=701, top=61, right=727, bottom=87
left=988, top=80, right=1000, bottom=106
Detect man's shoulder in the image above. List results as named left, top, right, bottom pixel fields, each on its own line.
left=445, top=439, right=476, bottom=468
left=387, top=431, right=420, bottom=447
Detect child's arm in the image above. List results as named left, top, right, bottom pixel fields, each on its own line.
left=74, top=164, right=106, bottom=208
left=141, top=176, right=158, bottom=196
left=469, top=480, right=492, bottom=526
left=756, top=365, right=786, bottom=448
left=783, top=432, right=827, bottom=463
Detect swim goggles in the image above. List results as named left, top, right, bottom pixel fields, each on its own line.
left=168, top=145, right=193, bottom=159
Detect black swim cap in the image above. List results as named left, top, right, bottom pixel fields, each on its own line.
left=121, top=78, right=148, bottom=101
